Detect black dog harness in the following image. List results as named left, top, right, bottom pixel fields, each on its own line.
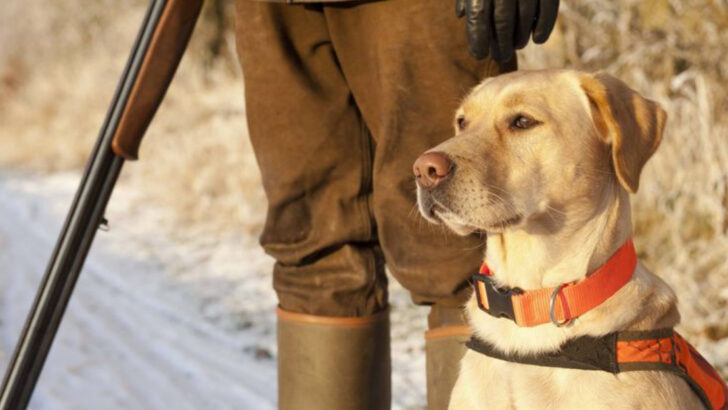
left=467, top=329, right=728, bottom=410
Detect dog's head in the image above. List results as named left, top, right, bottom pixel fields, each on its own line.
left=414, top=70, right=666, bottom=235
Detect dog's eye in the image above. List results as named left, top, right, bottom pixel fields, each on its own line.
left=457, top=117, right=468, bottom=130
left=511, top=115, right=537, bottom=130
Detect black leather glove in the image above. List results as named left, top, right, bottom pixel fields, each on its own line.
left=455, top=0, right=560, bottom=62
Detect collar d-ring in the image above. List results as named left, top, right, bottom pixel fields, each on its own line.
left=549, top=283, right=571, bottom=327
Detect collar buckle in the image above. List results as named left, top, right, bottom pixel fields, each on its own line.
left=473, top=274, right=523, bottom=321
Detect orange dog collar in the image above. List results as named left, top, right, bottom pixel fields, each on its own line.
left=473, top=239, right=637, bottom=327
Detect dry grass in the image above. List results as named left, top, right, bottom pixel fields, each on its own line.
left=1, top=0, right=727, bottom=366
left=0, top=0, right=265, bottom=235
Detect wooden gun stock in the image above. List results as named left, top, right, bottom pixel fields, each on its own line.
left=111, top=0, right=204, bottom=160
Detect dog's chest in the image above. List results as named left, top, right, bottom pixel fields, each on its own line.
left=457, top=350, right=567, bottom=409
left=463, top=356, right=570, bottom=408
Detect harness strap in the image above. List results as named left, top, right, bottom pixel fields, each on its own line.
left=474, top=239, right=637, bottom=327
left=467, top=329, right=728, bottom=410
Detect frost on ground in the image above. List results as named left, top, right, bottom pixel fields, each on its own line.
left=0, top=173, right=429, bottom=410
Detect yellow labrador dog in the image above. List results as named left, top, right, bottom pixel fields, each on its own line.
left=413, top=70, right=726, bottom=409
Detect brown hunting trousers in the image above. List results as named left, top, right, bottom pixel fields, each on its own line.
left=235, top=0, right=515, bottom=317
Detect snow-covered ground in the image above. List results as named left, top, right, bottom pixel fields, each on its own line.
left=0, top=173, right=429, bottom=410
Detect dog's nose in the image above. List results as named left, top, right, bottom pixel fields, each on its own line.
left=413, top=152, right=452, bottom=189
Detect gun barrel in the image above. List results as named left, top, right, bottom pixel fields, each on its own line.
left=0, top=1, right=202, bottom=408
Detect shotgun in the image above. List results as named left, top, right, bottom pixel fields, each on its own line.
left=0, top=0, right=204, bottom=408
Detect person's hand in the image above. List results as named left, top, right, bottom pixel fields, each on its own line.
left=455, top=0, right=560, bottom=62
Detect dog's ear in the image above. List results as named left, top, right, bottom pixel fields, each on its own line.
left=580, top=72, right=667, bottom=193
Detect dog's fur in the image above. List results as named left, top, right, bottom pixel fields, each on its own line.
left=416, top=69, right=705, bottom=409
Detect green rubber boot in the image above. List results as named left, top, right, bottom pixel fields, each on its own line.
left=425, top=306, right=471, bottom=410
left=277, top=307, right=391, bottom=410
